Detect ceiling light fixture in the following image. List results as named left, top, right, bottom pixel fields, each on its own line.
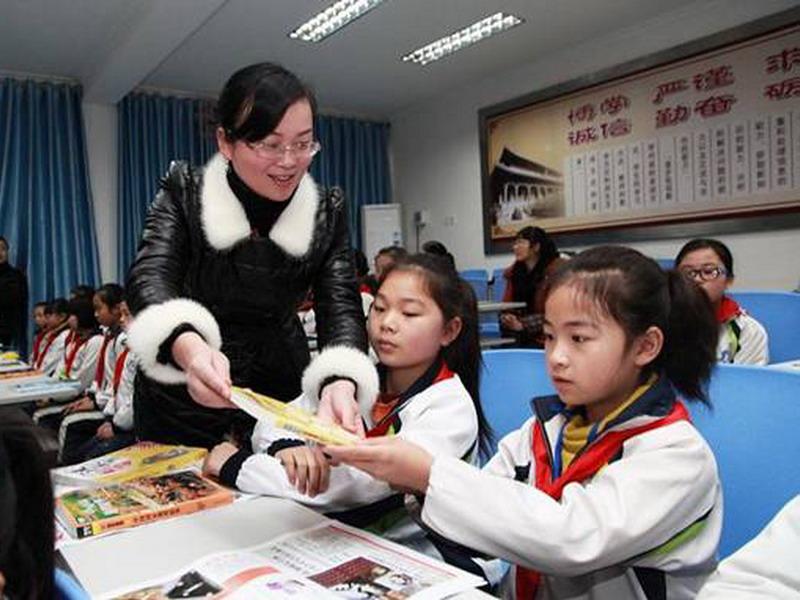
left=289, top=0, right=387, bottom=43
left=401, top=12, right=524, bottom=66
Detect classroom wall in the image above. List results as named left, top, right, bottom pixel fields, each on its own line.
left=83, top=102, right=118, bottom=283
left=390, top=0, right=800, bottom=290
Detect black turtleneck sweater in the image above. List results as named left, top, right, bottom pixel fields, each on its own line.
left=226, top=165, right=292, bottom=238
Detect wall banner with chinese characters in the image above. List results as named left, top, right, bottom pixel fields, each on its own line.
left=479, top=9, right=800, bottom=254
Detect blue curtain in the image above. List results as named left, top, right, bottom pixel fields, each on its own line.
left=312, top=115, right=391, bottom=249
left=0, top=78, right=99, bottom=355
left=117, top=93, right=216, bottom=277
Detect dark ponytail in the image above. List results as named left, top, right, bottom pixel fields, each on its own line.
left=546, top=246, right=717, bottom=403
left=662, top=270, right=717, bottom=402
left=388, top=254, right=494, bottom=458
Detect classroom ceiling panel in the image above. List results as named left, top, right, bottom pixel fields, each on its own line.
left=0, top=0, right=777, bottom=118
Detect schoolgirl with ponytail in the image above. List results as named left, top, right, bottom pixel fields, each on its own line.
left=204, top=253, right=495, bottom=579
left=326, top=245, right=723, bottom=600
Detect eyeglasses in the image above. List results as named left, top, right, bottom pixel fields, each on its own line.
left=680, top=264, right=727, bottom=282
left=245, top=139, right=321, bottom=160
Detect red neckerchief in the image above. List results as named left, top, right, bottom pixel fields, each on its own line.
left=112, top=348, right=130, bottom=395
left=63, top=334, right=90, bottom=378
left=515, top=402, right=690, bottom=599
left=93, top=332, right=114, bottom=387
left=716, top=295, right=741, bottom=324
left=366, top=362, right=455, bottom=438
left=34, top=323, right=68, bottom=369
left=31, top=331, right=46, bottom=363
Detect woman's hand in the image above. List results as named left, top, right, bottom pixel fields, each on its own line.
left=318, top=379, right=365, bottom=438
left=203, top=442, right=239, bottom=478
left=500, top=312, right=524, bottom=331
left=172, top=332, right=234, bottom=409
left=323, top=438, right=433, bottom=494
left=275, top=445, right=331, bottom=497
left=95, top=422, right=114, bottom=440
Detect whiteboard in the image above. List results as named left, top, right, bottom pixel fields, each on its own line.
left=361, top=203, right=403, bottom=261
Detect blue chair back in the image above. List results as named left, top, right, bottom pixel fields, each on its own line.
left=463, top=275, right=489, bottom=301
left=727, top=290, right=800, bottom=363
left=688, top=363, right=800, bottom=557
left=480, top=349, right=554, bottom=455
left=652, top=257, right=674, bottom=270
left=460, top=268, right=489, bottom=280
left=55, top=568, right=90, bottom=600
left=491, top=267, right=507, bottom=301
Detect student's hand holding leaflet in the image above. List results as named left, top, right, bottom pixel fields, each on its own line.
left=323, top=437, right=434, bottom=494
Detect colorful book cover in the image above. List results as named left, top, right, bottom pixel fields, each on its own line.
left=51, top=441, right=208, bottom=487
left=230, top=386, right=358, bottom=446
left=56, top=470, right=234, bottom=539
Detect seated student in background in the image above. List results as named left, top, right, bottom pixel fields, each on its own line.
left=33, top=296, right=103, bottom=430
left=373, top=245, right=408, bottom=282
left=0, top=419, right=55, bottom=600
left=327, top=246, right=723, bottom=600
left=500, top=226, right=565, bottom=348
left=204, top=254, right=495, bottom=578
left=28, top=301, right=48, bottom=365
left=33, top=297, right=70, bottom=376
left=697, top=494, right=800, bottom=599
left=66, top=300, right=138, bottom=463
left=675, top=238, right=769, bottom=365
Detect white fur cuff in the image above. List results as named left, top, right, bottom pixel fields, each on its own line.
left=127, top=298, right=222, bottom=385
left=301, top=345, right=379, bottom=418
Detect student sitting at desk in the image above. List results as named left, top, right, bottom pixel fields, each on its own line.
left=204, top=254, right=495, bottom=579
left=327, top=247, right=723, bottom=600
left=675, top=238, right=769, bottom=365
left=28, top=301, right=48, bottom=366
left=33, top=298, right=70, bottom=376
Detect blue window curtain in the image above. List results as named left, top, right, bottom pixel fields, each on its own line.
left=116, top=93, right=216, bottom=277
left=0, top=78, right=99, bottom=355
left=312, top=115, right=391, bottom=249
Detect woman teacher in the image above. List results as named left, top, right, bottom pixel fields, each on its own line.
left=126, top=63, right=377, bottom=447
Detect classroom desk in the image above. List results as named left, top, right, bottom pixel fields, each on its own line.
left=768, top=358, right=800, bottom=371
left=0, top=373, right=82, bottom=406
left=479, top=337, right=517, bottom=348
left=477, top=301, right=526, bottom=313
left=61, top=496, right=494, bottom=599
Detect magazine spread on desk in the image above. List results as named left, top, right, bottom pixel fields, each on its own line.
left=52, top=441, right=208, bottom=487
left=101, top=521, right=483, bottom=600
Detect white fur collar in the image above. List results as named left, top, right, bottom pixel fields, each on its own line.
left=200, top=153, right=320, bottom=257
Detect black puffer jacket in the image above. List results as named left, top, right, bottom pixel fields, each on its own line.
left=126, top=154, right=377, bottom=447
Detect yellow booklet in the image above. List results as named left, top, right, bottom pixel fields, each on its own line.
left=230, top=386, right=358, bottom=446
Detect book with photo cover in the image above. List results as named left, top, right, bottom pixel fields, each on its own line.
left=51, top=441, right=208, bottom=487
left=56, top=470, right=234, bottom=539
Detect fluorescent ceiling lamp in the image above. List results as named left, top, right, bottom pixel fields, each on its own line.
left=402, top=12, right=523, bottom=66
left=289, top=0, right=387, bottom=42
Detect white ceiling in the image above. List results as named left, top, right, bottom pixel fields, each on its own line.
left=0, top=0, right=751, bottom=119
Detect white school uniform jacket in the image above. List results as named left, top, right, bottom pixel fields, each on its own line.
left=716, top=296, right=769, bottom=365
left=52, top=332, right=104, bottom=393
left=101, top=339, right=138, bottom=432
left=38, top=327, right=71, bottom=376
left=421, top=377, right=723, bottom=600
left=697, top=494, right=800, bottom=599
left=223, top=366, right=479, bottom=558
left=90, top=328, right=126, bottom=409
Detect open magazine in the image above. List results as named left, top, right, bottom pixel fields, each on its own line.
left=101, top=521, right=483, bottom=600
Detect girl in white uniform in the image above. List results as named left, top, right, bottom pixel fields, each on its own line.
left=204, top=254, right=493, bottom=575
left=327, top=246, right=724, bottom=600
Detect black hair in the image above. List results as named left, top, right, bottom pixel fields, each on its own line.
left=68, top=297, right=99, bottom=331
left=44, top=297, right=69, bottom=316
left=0, top=235, right=7, bottom=249
left=421, top=240, right=456, bottom=270
left=384, top=254, right=493, bottom=458
left=215, top=62, right=317, bottom=143
left=95, top=283, right=126, bottom=309
left=546, top=246, right=717, bottom=403
left=509, top=226, right=560, bottom=304
left=33, top=301, right=48, bottom=310
left=376, top=246, right=408, bottom=261
left=352, top=249, right=369, bottom=278
left=675, top=238, right=734, bottom=277
left=69, top=284, right=95, bottom=301
left=0, top=421, right=55, bottom=600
